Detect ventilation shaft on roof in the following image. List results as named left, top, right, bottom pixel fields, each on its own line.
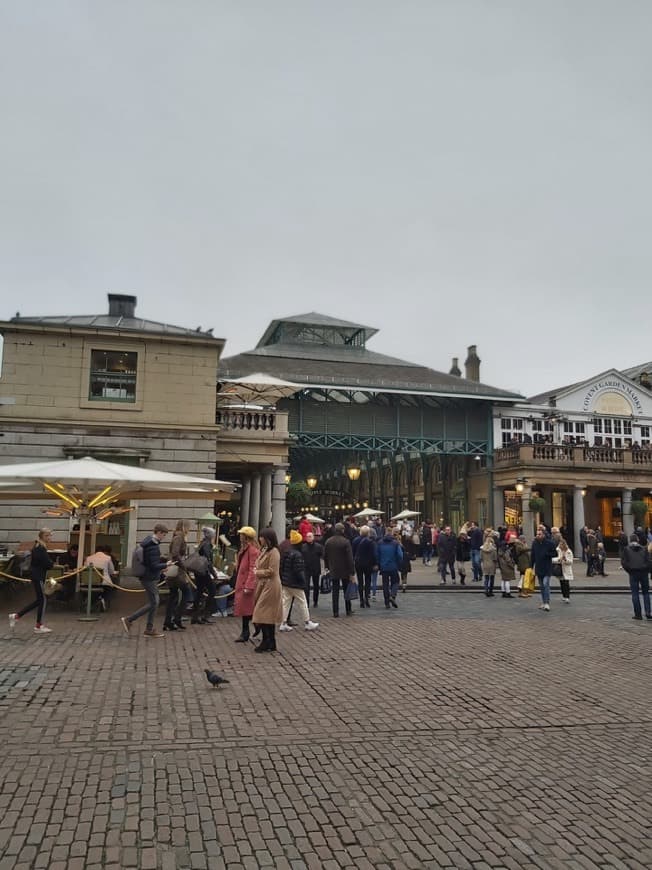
left=108, top=294, right=137, bottom=318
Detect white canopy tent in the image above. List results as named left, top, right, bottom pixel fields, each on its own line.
left=390, top=509, right=421, bottom=521
left=353, top=508, right=384, bottom=519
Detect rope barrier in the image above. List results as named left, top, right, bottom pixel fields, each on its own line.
left=0, top=564, right=235, bottom=599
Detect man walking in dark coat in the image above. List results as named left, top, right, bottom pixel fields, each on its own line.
left=437, top=525, right=457, bottom=584
left=324, top=523, right=355, bottom=617
left=301, top=531, right=324, bottom=607
left=621, top=533, right=651, bottom=621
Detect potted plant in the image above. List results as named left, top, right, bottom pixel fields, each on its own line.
left=528, top=496, right=546, bottom=515
left=286, top=481, right=313, bottom=509
left=630, top=499, right=649, bottom=527
left=528, top=496, right=546, bottom=530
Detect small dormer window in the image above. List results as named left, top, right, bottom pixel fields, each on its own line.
left=89, top=349, right=138, bottom=402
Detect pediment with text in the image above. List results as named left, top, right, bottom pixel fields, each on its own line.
left=553, top=369, right=652, bottom=418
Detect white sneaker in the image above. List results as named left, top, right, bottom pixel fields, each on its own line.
left=279, top=623, right=293, bottom=632
left=304, top=621, right=319, bottom=631
left=538, top=604, right=546, bottom=610
left=563, top=598, right=570, bottom=603
left=543, top=604, right=550, bottom=611
left=33, top=625, right=52, bottom=634
left=8, top=613, right=17, bottom=630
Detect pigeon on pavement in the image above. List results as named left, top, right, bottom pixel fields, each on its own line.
left=204, top=669, right=230, bottom=688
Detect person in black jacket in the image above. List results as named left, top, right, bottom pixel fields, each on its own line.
left=354, top=525, right=377, bottom=607
left=621, top=534, right=651, bottom=620
left=437, top=526, right=457, bottom=584
left=279, top=531, right=319, bottom=632
left=301, top=532, right=324, bottom=607
left=121, top=524, right=171, bottom=638
left=530, top=527, right=557, bottom=612
left=9, top=528, right=55, bottom=634
left=455, top=532, right=471, bottom=586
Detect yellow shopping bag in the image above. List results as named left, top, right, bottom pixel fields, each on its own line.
left=523, top=568, right=536, bottom=593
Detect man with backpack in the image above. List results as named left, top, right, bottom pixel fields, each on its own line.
left=121, top=523, right=171, bottom=638
left=377, top=532, right=403, bottom=609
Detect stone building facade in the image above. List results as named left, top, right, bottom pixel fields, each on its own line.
left=0, top=295, right=224, bottom=560
left=492, top=366, right=652, bottom=552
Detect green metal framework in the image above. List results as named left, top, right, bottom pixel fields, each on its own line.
left=295, top=432, right=488, bottom=454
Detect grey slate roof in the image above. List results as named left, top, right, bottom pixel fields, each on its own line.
left=7, top=313, right=219, bottom=340
left=221, top=344, right=523, bottom=400
left=622, top=361, right=652, bottom=381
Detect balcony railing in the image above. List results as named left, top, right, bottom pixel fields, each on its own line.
left=216, top=408, right=289, bottom=435
left=494, top=444, right=652, bottom=469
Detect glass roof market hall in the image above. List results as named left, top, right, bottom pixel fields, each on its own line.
left=216, top=312, right=522, bottom=530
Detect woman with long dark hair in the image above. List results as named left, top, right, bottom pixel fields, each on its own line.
left=9, top=528, right=54, bottom=634
left=252, top=528, right=283, bottom=653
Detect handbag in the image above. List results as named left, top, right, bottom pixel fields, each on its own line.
left=344, top=578, right=359, bottom=602
left=164, top=564, right=179, bottom=579
left=320, top=573, right=332, bottom=594
left=552, top=562, right=563, bottom=577
left=523, top=567, right=536, bottom=592
left=183, top=553, right=210, bottom=575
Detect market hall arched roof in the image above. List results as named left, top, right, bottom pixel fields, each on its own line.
left=220, top=312, right=523, bottom=403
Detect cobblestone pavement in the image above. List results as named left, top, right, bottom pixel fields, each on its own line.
left=0, top=588, right=650, bottom=869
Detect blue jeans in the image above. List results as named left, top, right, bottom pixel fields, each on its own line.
left=538, top=574, right=551, bottom=604
left=127, top=577, right=160, bottom=629
left=628, top=570, right=651, bottom=618
left=422, top=544, right=432, bottom=564
left=215, top=583, right=233, bottom=615
left=381, top=570, right=399, bottom=604
left=471, top=549, right=481, bottom=581
left=371, top=570, right=378, bottom=595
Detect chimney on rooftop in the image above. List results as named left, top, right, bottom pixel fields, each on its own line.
left=108, top=294, right=137, bottom=318
left=449, top=357, right=461, bottom=377
left=464, top=345, right=481, bottom=382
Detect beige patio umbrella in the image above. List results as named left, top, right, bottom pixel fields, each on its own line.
left=353, top=508, right=385, bottom=518
left=217, top=373, right=300, bottom=406
left=0, top=456, right=239, bottom=619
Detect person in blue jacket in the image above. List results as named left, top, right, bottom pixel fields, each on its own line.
left=377, top=532, right=403, bottom=610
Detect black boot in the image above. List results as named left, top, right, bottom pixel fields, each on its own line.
left=163, top=623, right=177, bottom=631
left=235, top=616, right=250, bottom=642
left=254, top=625, right=271, bottom=653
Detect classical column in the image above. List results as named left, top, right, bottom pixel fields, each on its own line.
left=622, top=488, right=634, bottom=537
left=521, top=486, right=533, bottom=543
left=250, top=472, right=261, bottom=534
left=492, top=486, right=504, bottom=531
left=260, top=468, right=273, bottom=530
left=240, top=476, right=251, bottom=527
left=271, top=466, right=287, bottom=543
left=573, top=486, right=586, bottom=557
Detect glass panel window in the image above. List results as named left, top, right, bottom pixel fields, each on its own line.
left=593, top=418, right=602, bottom=433
left=575, top=422, right=585, bottom=434
left=532, top=420, right=542, bottom=432
left=623, top=420, right=632, bottom=435
left=501, top=418, right=512, bottom=430
left=603, top=419, right=612, bottom=434
left=89, top=350, right=138, bottom=402
left=512, top=418, right=523, bottom=430
left=640, top=426, right=650, bottom=438
left=613, top=419, right=622, bottom=434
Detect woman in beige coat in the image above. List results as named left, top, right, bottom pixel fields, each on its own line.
left=252, top=528, right=283, bottom=653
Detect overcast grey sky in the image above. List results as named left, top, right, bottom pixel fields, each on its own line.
left=1, top=1, right=651, bottom=397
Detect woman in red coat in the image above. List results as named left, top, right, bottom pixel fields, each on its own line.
left=233, top=526, right=259, bottom=642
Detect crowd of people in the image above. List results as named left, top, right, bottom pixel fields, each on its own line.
left=7, top=512, right=651, bottom=638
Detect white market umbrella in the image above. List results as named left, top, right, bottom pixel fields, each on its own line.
left=0, top=456, right=239, bottom=616
left=353, top=508, right=384, bottom=518
left=293, top=513, right=325, bottom=524
left=218, top=373, right=300, bottom=406
left=390, top=509, right=421, bottom=520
